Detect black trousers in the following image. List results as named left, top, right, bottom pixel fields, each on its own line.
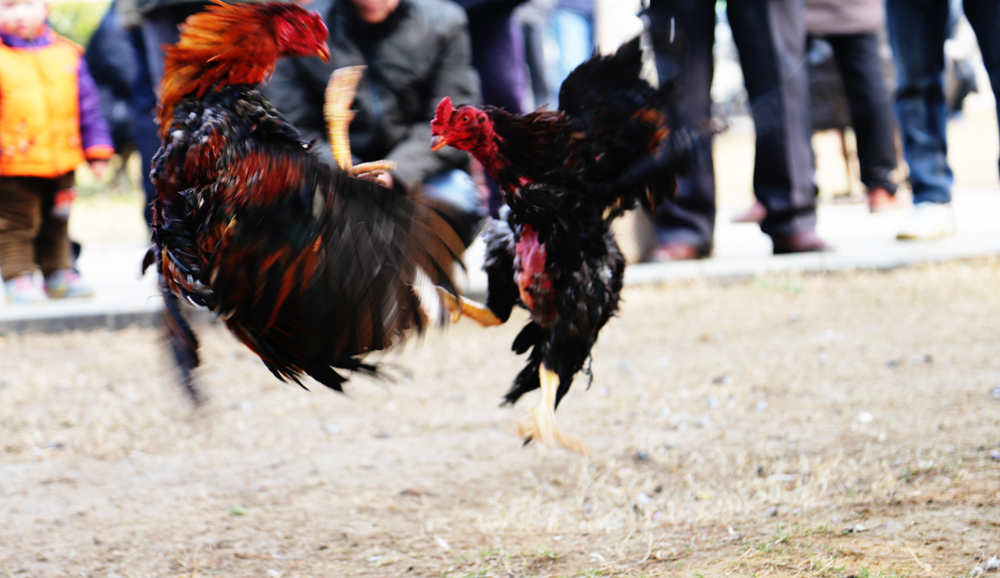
left=820, top=32, right=898, bottom=195
left=648, top=0, right=815, bottom=250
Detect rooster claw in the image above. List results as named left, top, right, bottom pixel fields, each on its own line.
left=516, top=405, right=591, bottom=457
left=516, top=365, right=591, bottom=457
left=436, top=286, right=502, bottom=326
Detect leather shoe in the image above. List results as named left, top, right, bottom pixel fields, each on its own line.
left=771, top=230, right=833, bottom=255
left=731, top=201, right=766, bottom=223
left=647, top=241, right=708, bottom=262
left=867, top=188, right=901, bottom=213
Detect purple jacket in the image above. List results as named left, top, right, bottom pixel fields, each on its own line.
left=1, top=27, right=114, bottom=158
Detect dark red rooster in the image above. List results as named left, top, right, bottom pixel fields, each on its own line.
left=147, top=1, right=464, bottom=403
left=431, top=38, right=701, bottom=454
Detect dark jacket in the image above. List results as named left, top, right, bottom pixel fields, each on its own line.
left=451, top=0, right=526, bottom=10
left=266, top=0, right=481, bottom=193
left=806, top=0, right=884, bottom=35
left=86, top=4, right=138, bottom=151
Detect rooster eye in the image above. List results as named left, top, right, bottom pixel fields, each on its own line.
left=461, top=115, right=469, bottom=123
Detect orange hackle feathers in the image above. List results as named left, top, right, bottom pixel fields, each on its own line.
left=158, top=1, right=329, bottom=134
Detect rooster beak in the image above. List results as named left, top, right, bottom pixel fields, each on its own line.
left=317, top=45, right=330, bottom=62
left=430, top=134, right=448, bottom=151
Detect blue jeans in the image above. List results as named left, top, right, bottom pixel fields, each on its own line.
left=886, top=0, right=1000, bottom=204
left=547, top=8, right=594, bottom=109
left=423, top=169, right=481, bottom=216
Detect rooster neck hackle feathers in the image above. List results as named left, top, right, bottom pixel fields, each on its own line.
left=158, top=1, right=328, bottom=134
left=485, top=106, right=571, bottom=185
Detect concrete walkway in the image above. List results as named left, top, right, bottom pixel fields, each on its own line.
left=1, top=185, right=997, bottom=333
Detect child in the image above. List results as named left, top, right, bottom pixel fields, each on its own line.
left=0, top=0, right=113, bottom=303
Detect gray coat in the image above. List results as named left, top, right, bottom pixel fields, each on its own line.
left=266, top=0, right=481, bottom=193
left=806, top=0, right=884, bottom=35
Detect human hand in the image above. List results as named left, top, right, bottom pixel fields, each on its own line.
left=89, top=159, right=109, bottom=178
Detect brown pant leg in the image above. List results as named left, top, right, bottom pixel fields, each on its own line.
left=35, top=173, right=75, bottom=277
left=0, top=177, right=43, bottom=282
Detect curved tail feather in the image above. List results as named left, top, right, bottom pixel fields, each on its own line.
left=162, top=288, right=203, bottom=405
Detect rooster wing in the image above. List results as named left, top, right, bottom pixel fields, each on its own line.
left=151, top=86, right=463, bottom=394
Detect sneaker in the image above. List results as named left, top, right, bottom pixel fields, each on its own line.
left=897, top=202, right=955, bottom=240
left=5, top=272, right=49, bottom=304
left=45, top=269, right=94, bottom=299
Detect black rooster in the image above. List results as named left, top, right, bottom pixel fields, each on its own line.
left=430, top=37, right=706, bottom=454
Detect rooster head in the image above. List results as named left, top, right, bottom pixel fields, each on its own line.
left=159, top=1, right=330, bottom=131
left=430, top=97, right=493, bottom=154
left=271, top=3, right=330, bottom=61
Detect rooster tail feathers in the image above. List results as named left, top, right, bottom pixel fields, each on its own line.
left=408, top=197, right=467, bottom=297
left=303, top=360, right=376, bottom=392
left=162, top=289, right=203, bottom=405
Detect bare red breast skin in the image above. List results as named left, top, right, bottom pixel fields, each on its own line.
left=515, top=224, right=555, bottom=322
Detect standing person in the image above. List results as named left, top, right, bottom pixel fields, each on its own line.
left=807, top=0, right=899, bottom=212
left=85, top=0, right=138, bottom=157
left=887, top=0, right=1000, bottom=240
left=452, top=0, right=528, bottom=115
left=646, top=0, right=831, bottom=260
left=118, top=0, right=208, bottom=228
left=451, top=0, right=528, bottom=217
left=0, top=0, right=113, bottom=303
left=266, top=0, right=485, bottom=246
left=515, top=0, right=555, bottom=110
left=737, top=0, right=902, bottom=221
left=547, top=0, right=594, bottom=108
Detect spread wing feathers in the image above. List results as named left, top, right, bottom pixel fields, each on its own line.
left=407, top=197, right=467, bottom=296
left=557, top=36, right=675, bottom=213
left=151, top=86, right=464, bottom=391
left=196, top=155, right=451, bottom=390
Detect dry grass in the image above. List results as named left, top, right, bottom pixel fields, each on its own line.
left=2, top=259, right=1000, bottom=577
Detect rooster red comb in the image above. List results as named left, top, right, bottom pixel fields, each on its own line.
left=430, top=97, right=455, bottom=150
left=433, top=97, right=456, bottom=130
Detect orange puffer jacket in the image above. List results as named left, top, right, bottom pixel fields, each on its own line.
left=0, top=33, right=113, bottom=177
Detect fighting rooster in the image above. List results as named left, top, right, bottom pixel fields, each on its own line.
left=431, top=38, right=701, bottom=454
left=147, top=1, right=464, bottom=403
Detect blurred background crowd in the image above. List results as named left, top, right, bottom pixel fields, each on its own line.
left=0, top=0, right=997, bottom=303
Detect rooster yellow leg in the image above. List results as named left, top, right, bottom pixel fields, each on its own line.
left=324, top=66, right=363, bottom=172
left=324, top=68, right=398, bottom=178
left=436, top=287, right=502, bottom=326
left=517, top=365, right=591, bottom=457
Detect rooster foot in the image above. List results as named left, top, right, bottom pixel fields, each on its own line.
left=351, top=160, right=398, bottom=180
left=436, top=287, right=502, bottom=326
left=516, top=365, right=590, bottom=457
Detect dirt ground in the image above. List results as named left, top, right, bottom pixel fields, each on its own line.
left=2, top=258, right=999, bottom=577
